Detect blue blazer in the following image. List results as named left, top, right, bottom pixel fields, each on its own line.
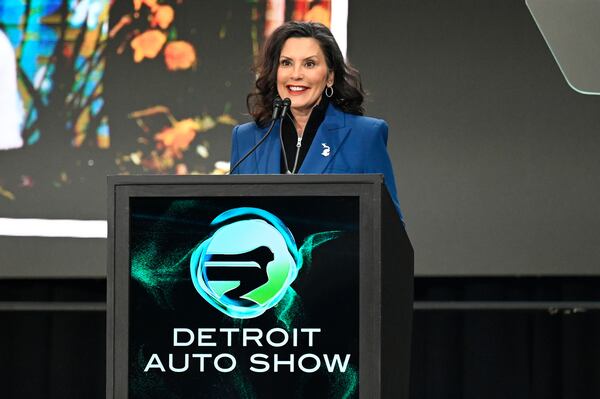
left=230, top=103, right=403, bottom=220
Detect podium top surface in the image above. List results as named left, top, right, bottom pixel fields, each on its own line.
left=108, top=174, right=385, bottom=187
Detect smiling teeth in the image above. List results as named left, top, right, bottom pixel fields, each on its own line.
left=289, top=86, right=306, bottom=91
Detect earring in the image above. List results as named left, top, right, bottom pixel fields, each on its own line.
left=325, top=85, right=334, bottom=98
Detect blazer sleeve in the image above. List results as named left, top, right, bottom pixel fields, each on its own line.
left=229, top=125, right=240, bottom=175
left=364, top=119, right=404, bottom=221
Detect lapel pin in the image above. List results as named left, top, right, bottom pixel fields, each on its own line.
left=321, top=143, right=331, bottom=157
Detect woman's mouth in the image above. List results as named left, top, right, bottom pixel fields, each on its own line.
left=286, top=85, right=309, bottom=95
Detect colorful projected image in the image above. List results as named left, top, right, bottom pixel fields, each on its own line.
left=0, top=0, right=345, bottom=220
left=0, top=0, right=109, bottom=152
left=0, top=0, right=110, bottom=207
left=106, top=0, right=236, bottom=177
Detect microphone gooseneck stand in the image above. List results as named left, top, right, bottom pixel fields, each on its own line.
left=228, top=97, right=286, bottom=175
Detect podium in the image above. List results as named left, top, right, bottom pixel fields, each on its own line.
left=107, top=175, right=413, bottom=399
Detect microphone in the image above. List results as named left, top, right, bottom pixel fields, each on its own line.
left=228, top=97, right=285, bottom=175
left=280, top=98, right=291, bottom=120
left=272, top=97, right=283, bottom=119
left=278, top=98, right=294, bottom=174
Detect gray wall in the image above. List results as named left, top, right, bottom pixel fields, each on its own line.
left=349, top=0, right=600, bottom=275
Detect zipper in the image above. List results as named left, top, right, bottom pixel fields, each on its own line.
left=291, top=136, right=302, bottom=174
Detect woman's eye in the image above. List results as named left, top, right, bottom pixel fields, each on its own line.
left=305, top=61, right=316, bottom=68
left=279, top=59, right=291, bottom=66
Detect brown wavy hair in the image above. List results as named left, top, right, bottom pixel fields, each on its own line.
left=247, top=21, right=366, bottom=127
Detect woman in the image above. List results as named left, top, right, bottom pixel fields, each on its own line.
left=230, top=21, right=403, bottom=219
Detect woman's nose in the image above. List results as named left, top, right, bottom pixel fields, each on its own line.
left=291, top=65, right=303, bottom=79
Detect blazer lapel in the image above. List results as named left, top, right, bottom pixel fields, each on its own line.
left=299, top=104, right=350, bottom=174
left=255, top=120, right=282, bottom=174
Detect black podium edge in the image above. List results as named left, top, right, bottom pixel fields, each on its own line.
left=380, top=185, right=414, bottom=398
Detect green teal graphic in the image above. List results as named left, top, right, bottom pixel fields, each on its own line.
left=273, top=287, right=302, bottom=331
left=190, top=208, right=301, bottom=318
left=329, top=364, right=359, bottom=399
left=298, top=231, right=343, bottom=274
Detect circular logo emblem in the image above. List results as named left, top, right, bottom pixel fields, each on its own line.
left=190, top=208, right=301, bottom=319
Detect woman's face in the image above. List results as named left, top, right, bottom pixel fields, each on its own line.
left=276, top=37, right=333, bottom=115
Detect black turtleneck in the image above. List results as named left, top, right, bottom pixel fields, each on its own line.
left=280, top=97, right=329, bottom=174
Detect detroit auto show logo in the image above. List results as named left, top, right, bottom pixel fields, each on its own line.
left=190, top=208, right=301, bottom=319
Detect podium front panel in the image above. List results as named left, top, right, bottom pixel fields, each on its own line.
left=129, top=195, right=359, bottom=398
left=107, top=176, right=397, bottom=399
